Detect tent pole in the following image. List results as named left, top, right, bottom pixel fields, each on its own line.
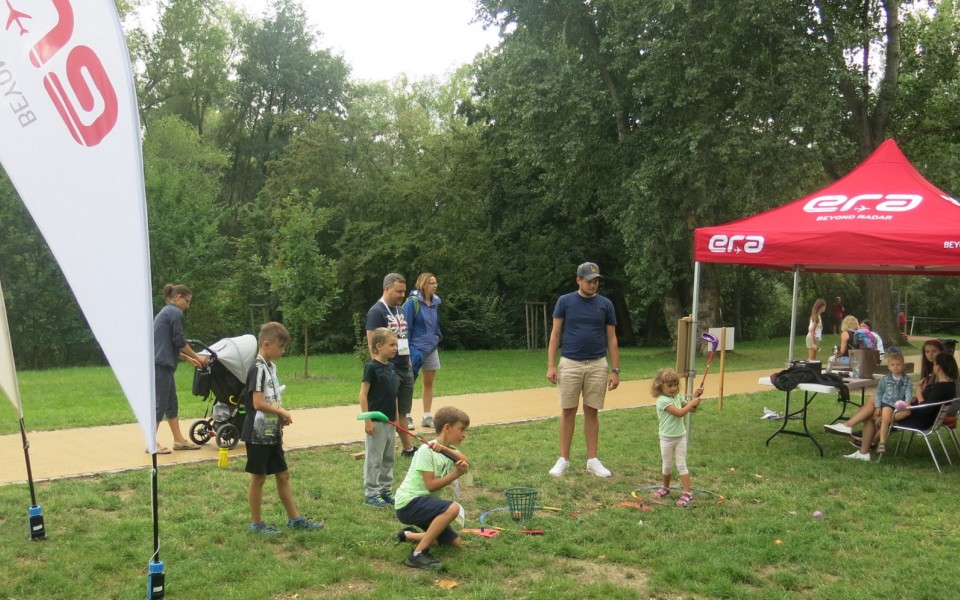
left=686, top=262, right=702, bottom=445
left=788, top=267, right=800, bottom=364
left=688, top=262, right=701, bottom=396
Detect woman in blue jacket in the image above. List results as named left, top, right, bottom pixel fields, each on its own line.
left=403, top=273, right=442, bottom=429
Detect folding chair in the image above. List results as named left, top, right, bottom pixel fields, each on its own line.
left=884, top=398, right=960, bottom=473
left=943, top=415, right=960, bottom=457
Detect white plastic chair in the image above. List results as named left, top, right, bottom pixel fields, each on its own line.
left=885, top=398, right=960, bottom=473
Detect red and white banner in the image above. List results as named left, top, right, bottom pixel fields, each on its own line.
left=0, top=280, right=23, bottom=417
left=0, top=1, right=155, bottom=447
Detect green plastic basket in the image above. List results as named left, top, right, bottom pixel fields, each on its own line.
left=505, top=487, right=538, bottom=522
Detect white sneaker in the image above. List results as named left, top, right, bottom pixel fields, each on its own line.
left=586, top=457, right=612, bottom=478
left=548, top=457, right=569, bottom=477
left=843, top=450, right=871, bottom=461
left=823, top=423, right=852, bottom=435
left=406, top=416, right=415, bottom=430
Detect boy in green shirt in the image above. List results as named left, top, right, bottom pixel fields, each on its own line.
left=393, top=406, right=470, bottom=570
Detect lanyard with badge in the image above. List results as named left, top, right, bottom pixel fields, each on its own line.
left=380, top=299, right=410, bottom=356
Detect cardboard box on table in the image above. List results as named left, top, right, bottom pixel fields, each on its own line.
left=849, top=349, right=881, bottom=378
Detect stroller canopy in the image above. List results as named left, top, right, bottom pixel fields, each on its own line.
left=200, top=334, right=258, bottom=382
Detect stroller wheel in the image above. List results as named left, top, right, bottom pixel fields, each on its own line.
left=216, top=424, right=240, bottom=450
left=189, top=420, right=213, bottom=445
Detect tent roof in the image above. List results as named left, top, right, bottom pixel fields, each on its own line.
left=693, top=139, right=960, bottom=275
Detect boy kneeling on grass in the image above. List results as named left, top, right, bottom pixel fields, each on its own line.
left=393, top=406, right=470, bottom=570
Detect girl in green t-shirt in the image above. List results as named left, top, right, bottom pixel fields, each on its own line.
left=652, top=368, right=702, bottom=507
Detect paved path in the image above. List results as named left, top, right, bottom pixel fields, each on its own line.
left=1, top=368, right=788, bottom=486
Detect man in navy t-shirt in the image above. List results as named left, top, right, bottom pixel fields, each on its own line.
left=546, top=262, right=620, bottom=478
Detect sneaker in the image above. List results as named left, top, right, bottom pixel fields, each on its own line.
left=843, top=450, right=871, bottom=461
left=421, top=415, right=434, bottom=428
left=548, top=457, right=569, bottom=477
left=288, top=515, right=323, bottom=530
left=404, top=550, right=443, bottom=570
left=364, top=495, right=391, bottom=508
left=406, top=416, right=415, bottom=430
left=401, top=448, right=416, bottom=458
left=586, top=457, right=612, bottom=478
left=380, top=491, right=395, bottom=505
left=249, top=522, right=281, bottom=535
left=394, top=526, right=417, bottom=543
left=824, top=423, right=853, bottom=436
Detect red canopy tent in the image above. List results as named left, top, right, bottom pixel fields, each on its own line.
left=686, top=139, right=960, bottom=376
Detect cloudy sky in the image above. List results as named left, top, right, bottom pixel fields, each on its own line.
left=233, top=0, right=502, bottom=81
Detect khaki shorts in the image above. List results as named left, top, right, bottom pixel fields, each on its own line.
left=557, top=357, right=608, bottom=410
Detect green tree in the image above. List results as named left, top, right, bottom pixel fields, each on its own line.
left=143, top=115, right=232, bottom=339
left=219, top=0, right=349, bottom=209
left=0, top=172, right=100, bottom=367
left=135, top=0, right=234, bottom=135
left=264, top=193, right=340, bottom=375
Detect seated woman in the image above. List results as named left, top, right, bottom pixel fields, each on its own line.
left=842, top=353, right=959, bottom=462
left=826, top=315, right=861, bottom=372
left=917, top=339, right=945, bottom=396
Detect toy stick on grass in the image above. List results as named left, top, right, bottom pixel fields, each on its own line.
left=357, top=411, right=459, bottom=462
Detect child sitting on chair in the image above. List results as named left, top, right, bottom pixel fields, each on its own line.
left=843, top=353, right=959, bottom=461
left=392, top=406, right=470, bottom=571
left=870, top=351, right=912, bottom=454
left=651, top=368, right=702, bottom=507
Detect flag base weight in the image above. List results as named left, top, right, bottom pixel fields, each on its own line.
left=147, top=561, right=165, bottom=599
left=28, top=505, right=45, bottom=541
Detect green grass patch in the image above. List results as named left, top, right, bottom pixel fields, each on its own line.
left=1, top=387, right=956, bottom=598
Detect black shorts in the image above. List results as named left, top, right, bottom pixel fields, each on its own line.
left=395, top=365, right=414, bottom=415
left=396, top=496, right=459, bottom=545
left=245, top=443, right=288, bottom=476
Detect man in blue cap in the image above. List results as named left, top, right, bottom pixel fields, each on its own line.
left=546, top=262, right=620, bottom=478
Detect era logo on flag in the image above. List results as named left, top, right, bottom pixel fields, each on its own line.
left=707, top=235, right=765, bottom=254
left=803, top=194, right=922, bottom=214
left=5, top=0, right=119, bottom=146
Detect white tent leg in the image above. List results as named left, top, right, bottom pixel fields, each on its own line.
left=686, top=262, right=702, bottom=445
left=788, top=267, right=800, bottom=364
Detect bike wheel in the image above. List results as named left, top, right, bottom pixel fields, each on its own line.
left=189, top=420, right=213, bottom=445
left=216, top=424, right=240, bottom=449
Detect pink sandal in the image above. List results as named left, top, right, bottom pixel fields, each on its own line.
left=676, top=491, right=693, bottom=507
left=652, top=486, right=671, bottom=499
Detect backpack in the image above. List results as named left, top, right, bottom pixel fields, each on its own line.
left=852, top=328, right=874, bottom=349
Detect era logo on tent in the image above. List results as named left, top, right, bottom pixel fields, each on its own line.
left=19, top=0, right=119, bottom=146
left=708, top=235, right=765, bottom=254
left=803, top=194, right=922, bottom=214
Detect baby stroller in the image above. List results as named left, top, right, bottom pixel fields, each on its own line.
left=187, top=334, right=258, bottom=449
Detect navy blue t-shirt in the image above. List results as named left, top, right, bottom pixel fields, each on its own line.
left=553, top=292, right=616, bottom=360
left=365, top=300, right=409, bottom=369
left=362, top=360, right=399, bottom=420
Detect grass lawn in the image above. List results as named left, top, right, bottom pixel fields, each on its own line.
left=2, top=386, right=958, bottom=599
left=0, top=335, right=954, bottom=598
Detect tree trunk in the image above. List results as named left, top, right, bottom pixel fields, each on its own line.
left=303, top=328, right=310, bottom=378
left=662, top=290, right=684, bottom=350
left=611, top=291, right=636, bottom=346
left=865, top=276, right=899, bottom=348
